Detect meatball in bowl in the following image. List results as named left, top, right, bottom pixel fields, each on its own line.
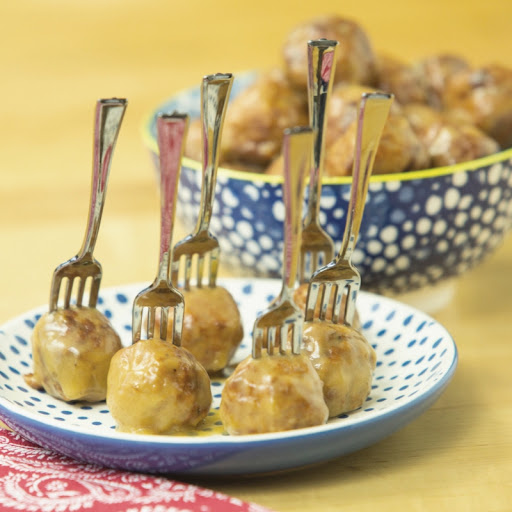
left=142, top=16, right=512, bottom=309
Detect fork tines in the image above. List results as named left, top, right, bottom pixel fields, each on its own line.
left=252, top=303, right=303, bottom=359
left=132, top=283, right=185, bottom=344
left=172, top=235, right=219, bottom=290
left=304, top=263, right=359, bottom=324
left=299, top=227, right=335, bottom=284
left=50, top=259, right=102, bottom=311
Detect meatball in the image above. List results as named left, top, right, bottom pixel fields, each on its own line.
left=376, top=54, right=428, bottom=105
left=428, top=123, right=500, bottom=167
left=292, top=282, right=361, bottom=328
left=442, top=64, right=512, bottom=148
left=403, top=103, right=500, bottom=165
left=302, top=321, right=376, bottom=417
left=324, top=105, right=430, bottom=176
left=283, top=15, right=377, bottom=89
left=413, top=54, right=471, bottom=109
left=220, top=353, right=328, bottom=435
left=219, top=68, right=308, bottom=169
left=25, top=306, right=122, bottom=402
left=402, top=102, right=446, bottom=148
left=161, top=285, right=244, bottom=373
left=107, top=338, right=212, bottom=434
left=183, top=118, right=203, bottom=163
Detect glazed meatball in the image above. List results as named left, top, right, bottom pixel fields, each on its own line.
left=283, top=15, right=377, bottom=89
left=428, top=123, right=500, bottom=167
left=403, top=102, right=446, bottom=148
left=107, top=338, right=212, bottom=434
left=404, top=103, right=500, bottom=165
left=292, top=282, right=361, bottom=329
left=414, top=54, right=471, bottom=109
left=324, top=105, right=430, bottom=176
left=302, top=320, right=376, bottom=417
left=219, top=68, right=308, bottom=170
left=442, top=107, right=476, bottom=127
left=376, top=54, right=428, bottom=105
left=183, top=118, right=203, bottom=163
left=220, top=353, right=328, bottom=435
left=161, top=285, right=244, bottom=373
left=25, top=307, right=122, bottom=402
left=442, top=64, right=512, bottom=148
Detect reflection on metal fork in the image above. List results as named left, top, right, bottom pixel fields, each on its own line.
left=299, top=39, right=338, bottom=284
left=49, top=98, right=127, bottom=312
left=252, top=127, right=313, bottom=358
left=305, top=92, right=393, bottom=326
left=171, top=73, right=233, bottom=290
left=132, top=113, right=188, bottom=344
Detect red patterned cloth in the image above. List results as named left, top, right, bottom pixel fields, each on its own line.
left=0, top=428, right=274, bottom=512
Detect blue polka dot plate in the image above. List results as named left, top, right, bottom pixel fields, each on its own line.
left=142, top=72, right=512, bottom=297
left=0, top=278, right=457, bottom=476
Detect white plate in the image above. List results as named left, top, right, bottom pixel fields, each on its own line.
left=0, top=278, right=457, bottom=476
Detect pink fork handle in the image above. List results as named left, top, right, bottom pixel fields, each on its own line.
left=156, top=113, right=189, bottom=283
left=78, top=98, right=127, bottom=260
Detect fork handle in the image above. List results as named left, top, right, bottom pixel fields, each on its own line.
left=337, top=92, right=393, bottom=261
left=77, top=98, right=127, bottom=260
left=156, top=113, right=189, bottom=283
left=194, top=73, right=233, bottom=235
left=281, top=127, right=314, bottom=292
left=304, top=39, right=338, bottom=227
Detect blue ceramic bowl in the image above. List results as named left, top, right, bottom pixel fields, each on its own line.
left=142, top=73, right=512, bottom=297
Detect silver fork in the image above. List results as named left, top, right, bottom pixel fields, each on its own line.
left=305, top=92, right=393, bottom=326
left=252, top=127, right=314, bottom=358
left=299, top=39, right=338, bottom=284
left=49, top=98, right=127, bottom=312
left=171, top=73, right=233, bottom=290
left=132, top=113, right=189, bottom=344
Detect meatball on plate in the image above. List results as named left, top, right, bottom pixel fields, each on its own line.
left=25, top=306, right=122, bottom=403
left=0, top=279, right=458, bottom=475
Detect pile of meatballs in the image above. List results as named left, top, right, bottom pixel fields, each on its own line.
left=186, top=14, right=512, bottom=176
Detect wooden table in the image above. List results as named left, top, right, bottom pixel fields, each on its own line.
left=1, top=1, right=511, bottom=510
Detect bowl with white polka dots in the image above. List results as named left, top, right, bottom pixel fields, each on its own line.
left=143, top=74, right=512, bottom=297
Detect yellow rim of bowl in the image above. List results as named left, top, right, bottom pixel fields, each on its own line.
left=141, top=108, right=512, bottom=185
